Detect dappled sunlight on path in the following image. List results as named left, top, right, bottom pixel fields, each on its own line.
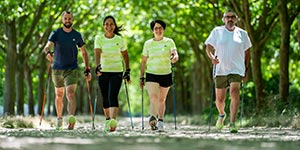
left=0, top=116, right=299, bottom=150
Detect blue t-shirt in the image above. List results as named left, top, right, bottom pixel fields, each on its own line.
left=48, top=28, right=85, bottom=70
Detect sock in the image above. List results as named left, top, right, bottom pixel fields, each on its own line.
left=158, top=119, right=163, bottom=122
left=219, top=114, right=225, bottom=118
left=106, top=118, right=111, bottom=120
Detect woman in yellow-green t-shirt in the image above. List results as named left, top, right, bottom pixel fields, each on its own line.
left=140, top=20, right=179, bottom=131
left=94, top=15, right=130, bottom=132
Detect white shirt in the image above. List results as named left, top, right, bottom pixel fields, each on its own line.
left=205, top=26, right=252, bottom=77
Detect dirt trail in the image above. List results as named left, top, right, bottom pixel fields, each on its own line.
left=0, top=116, right=299, bottom=150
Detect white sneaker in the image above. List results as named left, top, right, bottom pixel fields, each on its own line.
left=157, top=121, right=164, bottom=131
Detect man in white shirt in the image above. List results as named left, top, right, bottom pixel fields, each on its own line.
left=205, top=10, right=252, bottom=133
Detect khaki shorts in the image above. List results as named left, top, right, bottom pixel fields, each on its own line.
left=52, top=69, right=78, bottom=88
left=214, top=74, right=242, bottom=88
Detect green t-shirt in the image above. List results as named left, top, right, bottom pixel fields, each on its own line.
left=142, top=37, right=177, bottom=75
left=94, top=34, right=127, bottom=72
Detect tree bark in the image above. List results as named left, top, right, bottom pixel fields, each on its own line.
left=278, top=0, right=290, bottom=104
left=16, top=56, right=25, bottom=116
left=25, top=67, right=35, bottom=116
left=3, top=21, right=17, bottom=116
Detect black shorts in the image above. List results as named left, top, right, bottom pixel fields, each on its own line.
left=146, top=73, right=172, bottom=87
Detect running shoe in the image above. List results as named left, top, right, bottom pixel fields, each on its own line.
left=109, top=119, right=117, bottom=132
left=216, top=113, right=226, bottom=130
left=229, top=123, right=238, bottom=133
left=157, top=120, right=164, bottom=132
left=68, top=115, right=76, bottom=130
left=149, top=116, right=158, bottom=130
left=104, top=119, right=111, bottom=132
left=56, top=118, right=63, bottom=130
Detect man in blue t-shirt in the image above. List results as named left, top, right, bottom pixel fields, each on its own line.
left=43, top=11, right=91, bottom=130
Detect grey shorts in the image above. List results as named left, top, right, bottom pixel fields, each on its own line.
left=52, top=69, right=78, bottom=88
left=214, top=74, right=242, bottom=88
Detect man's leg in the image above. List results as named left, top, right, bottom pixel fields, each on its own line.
left=215, top=88, right=227, bottom=130
left=215, top=88, right=227, bottom=116
left=55, top=87, right=65, bottom=119
left=54, top=87, right=64, bottom=130
left=66, top=84, right=77, bottom=115
left=229, top=82, right=240, bottom=124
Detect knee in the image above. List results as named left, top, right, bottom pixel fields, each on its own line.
left=230, top=89, right=240, bottom=97
left=66, top=92, right=75, bottom=100
left=150, top=94, right=159, bottom=101
left=56, top=91, right=64, bottom=99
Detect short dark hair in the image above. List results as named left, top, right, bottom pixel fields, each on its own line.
left=150, top=20, right=166, bottom=30
left=62, top=11, right=73, bottom=17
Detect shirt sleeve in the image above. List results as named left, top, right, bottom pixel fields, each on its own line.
left=169, top=38, right=177, bottom=51
left=142, top=41, right=148, bottom=57
left=77, top=33, right=85, bottom=48
left=243, top=32, right=252, bottom=51
left=48, top=30, right=56, bottom=42
left=205, top=28, right=217, bottom=48
left=120, top=38, right=127, bottom=51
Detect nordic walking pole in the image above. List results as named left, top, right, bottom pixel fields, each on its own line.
left=170, top=53, right=177, bottom=130
left=93, top=80, right=98, bottom=129
left=85, top=78, right=95, bottom=129
left=171, top=63, right=177, bottom=130
left=124, top=79, right=134, bottom=129
left=141, top=85, right=144, bottom=130
left=208, top=56, right=217, bottom=131
left=240, top=82, right=244, bottom=127
left=39, top=61, right=52, bottom=125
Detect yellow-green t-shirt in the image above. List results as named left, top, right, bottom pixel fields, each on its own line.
left=142, top=37, right=177, bottom=75
left=94, top=34, right=127, bottom=72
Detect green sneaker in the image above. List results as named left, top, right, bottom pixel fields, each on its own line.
left=109, top=119, right=117, bottom=132
left=56, top=118, right=63, bottom=130
left=104, top=120, right=111, bottom=132
left=68, top=115, right=76, bottom=130
left=229, top=123, right=238, bottom=133
left=216, top=113, right=226, bottom=130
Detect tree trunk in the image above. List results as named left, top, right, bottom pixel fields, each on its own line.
left=251, top=45, right=265, bottom=110
left=16, top=57, right=25, bottom=116
left=3, top=21, right=18, bottom=116
left=38, top=58, right=47, bottom=115
left=25, top=67, right=35, bottom=116
left=278, top=0, right=290, bottom=104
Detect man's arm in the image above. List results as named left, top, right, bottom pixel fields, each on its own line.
left=244, top=49, right=250, bottom=72
left=79, top=45, right=90, bottom=69
left=43, top=41, right=54, bottom=62
left=205, top=44, right=218, bottom=64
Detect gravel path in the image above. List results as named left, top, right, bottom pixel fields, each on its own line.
left=0, top=116, right=299, bottom=150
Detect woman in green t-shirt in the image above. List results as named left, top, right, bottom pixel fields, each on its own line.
left=140, top=20, right=179, bottom=131
left=94, top=15, right=130, bottom=132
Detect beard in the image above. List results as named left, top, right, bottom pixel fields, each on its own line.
left=63, top=23, right=73, bottom=28
left=227, top=21, right=235, bottom=28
